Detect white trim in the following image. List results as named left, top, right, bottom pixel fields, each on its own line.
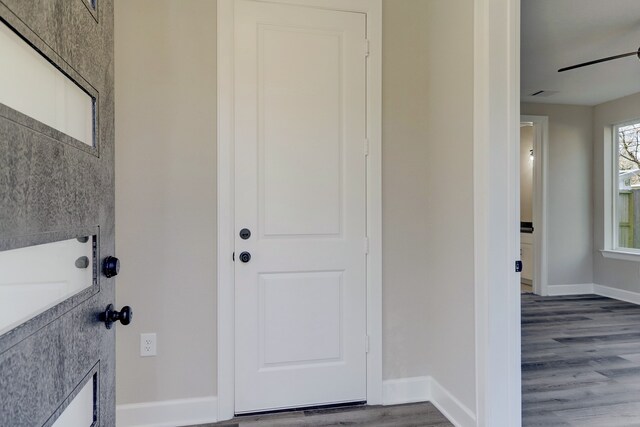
left=216, top=0, right=383, bottom=420
left=473, top=0, right=521, bottom=425
left=546, top=283, right=595, bottom=296
left=521, top=115, right=549, bottom=296
left=381, top=377, right=475, bottom=427
left=594, top=284, right=640, bottom=305
left=601, top=249, right=640, bottom=262
left=430, top=378, right=477, bottom=427
left=216, top=0, right=236, bottom=420
left=116, top=397, right=218, bottom=427
left=382, top=376, right=430, bottom=406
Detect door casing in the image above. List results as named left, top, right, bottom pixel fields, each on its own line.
left=521, top=115, right=549, bottom=296
left=216, top=0, right=382, bottom=421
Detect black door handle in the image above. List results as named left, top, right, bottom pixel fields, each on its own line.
left=103, top=256, right=120, bottom=278
left=101, top=304, right=132, bottom=329
left=239, top=251, right=251, bottom=263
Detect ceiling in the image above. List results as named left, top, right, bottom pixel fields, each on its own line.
left=521, top=0, right=640, bottom=106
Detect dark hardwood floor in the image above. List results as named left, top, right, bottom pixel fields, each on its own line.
left=190, top=402, right=452, bottom=427
left=522, top=293, right=640, bottom=426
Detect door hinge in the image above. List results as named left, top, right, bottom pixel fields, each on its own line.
left=515, top=260, right=522, bottom=273
left=364, top=138, right=369, bottom=156
left=233, top=252, right=235, bottom=262
left=364, top=39, right=370, bottom=57
left=364, top=237, right=369, bottom=254
left=365, top=335, right=370, bottom=353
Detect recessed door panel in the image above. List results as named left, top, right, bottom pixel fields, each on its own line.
left=260, top=271, right=343, bottom=366
left=260, top=27, right=343, bottom=237
left=234, top=0, right=367, bottom=413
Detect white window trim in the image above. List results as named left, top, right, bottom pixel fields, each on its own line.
left=216, top=0, right=382, bottom=421
left=604, top=119, right=640, bottom=261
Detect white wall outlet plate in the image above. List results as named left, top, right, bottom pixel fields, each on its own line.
left=140, top=333, right=157, bottom=357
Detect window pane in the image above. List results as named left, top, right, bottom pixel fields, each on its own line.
left=0, top=237, right=95, bottom=335
left=617, top=123, right=640, bottom=249
left=0, top=22, right=94, bottom=146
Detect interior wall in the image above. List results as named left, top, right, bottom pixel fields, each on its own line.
left=521, top=103, right=594, bottom=286
left=115, top=0, right=477, bottom=414
left=114, top=0, right=217, bottom=404
left=382, top=0, right=476, bottom=410
left=593, top=92, right=640, bottom=290
left=520, top=126, right=534, bottom=223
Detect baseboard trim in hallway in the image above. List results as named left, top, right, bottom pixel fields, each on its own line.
left=546, top=283, right=595, bottom=296
left=116, top=377, right=475, bottom=427
left=382, top=376, right=476, bottom=427
left=116, top=396, right=218, bottom=427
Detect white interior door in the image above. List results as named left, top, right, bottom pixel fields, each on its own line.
left=234, top=0, right=368, bottom=413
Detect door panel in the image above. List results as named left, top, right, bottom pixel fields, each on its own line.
left=0, top=0, right=115, bottom=425
left=235, top=0, right=367, bottom=413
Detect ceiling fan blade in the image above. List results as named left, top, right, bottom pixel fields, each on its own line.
left=558, top=48, right=640, bottom=72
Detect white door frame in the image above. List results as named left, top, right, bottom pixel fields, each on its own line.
left=474, top=0, right=522, bottom=425
left=521, top=115, right=549, bottom=296
left=216, top=0, right=382, bottom=421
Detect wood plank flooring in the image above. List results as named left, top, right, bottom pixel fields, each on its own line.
left=522, top=294, right=640, bottom=426
left=189, top=402, right=453, bottom=427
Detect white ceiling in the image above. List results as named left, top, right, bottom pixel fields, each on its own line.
left=521, top=0, right=640, bottom=106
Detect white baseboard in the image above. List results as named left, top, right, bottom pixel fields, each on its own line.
left=546, top=283, right=594, bottom=296
left=116, top=396, right=217, bottom=427
left=382, top=376, right=475, bottom=427
left=382, top=376, right=430, bottom=406
left=117, top=378, right=475, bottom=427
left=429, top=378, right=476, bottom=427
left=594, top=284, right=640, bottom=305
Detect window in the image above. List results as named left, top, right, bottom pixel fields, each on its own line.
left=615, top=121, right=640, bottom=250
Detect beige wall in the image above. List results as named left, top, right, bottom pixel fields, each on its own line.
left=593, top=92, right=640, bottom=290
left=115, top=0, right=476, bottom=413
left=520, top=126, right=534, bottom=223
left=521, top=103, right=594, bottom=286
left=114, top=0, right=217, bottom=404
left=382, top=0, right=475, bottom=409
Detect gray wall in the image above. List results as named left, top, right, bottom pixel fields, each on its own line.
left=593, top=92, right=640, bottom=291
left=521, top=103, right=594, bottom=286
left=115, top=0, right=476, bottom=414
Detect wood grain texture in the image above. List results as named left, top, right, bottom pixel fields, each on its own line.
left=191, top=403, right=453, bottom=427
left=522, top=294, right=640, bottom=426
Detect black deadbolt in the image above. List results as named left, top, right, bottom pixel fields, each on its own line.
left=100, top=304, right=133, bottom=329
left=239, top=228, right=251, bottom=240
left=103, top=256, right=120, bottom=278
left=239, top=251, right=251, bottom=263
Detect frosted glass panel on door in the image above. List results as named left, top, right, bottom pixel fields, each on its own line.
left=0, top=22, right=94, bottom=146
left=52, top=377, right=95, bottom=427
left=0, top=237, right=95, bottom=335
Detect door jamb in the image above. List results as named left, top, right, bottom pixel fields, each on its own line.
left=473, top=0, right=522, bottom=425
left=521, top=115, right=549, bottom=296
left=217, top=0, right=383, bottom=421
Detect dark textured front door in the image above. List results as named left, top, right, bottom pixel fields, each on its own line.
left=0, top=1, right=117, bottom=425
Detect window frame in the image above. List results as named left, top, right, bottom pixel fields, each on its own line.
left=603, top=119, right=640, bottom=261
